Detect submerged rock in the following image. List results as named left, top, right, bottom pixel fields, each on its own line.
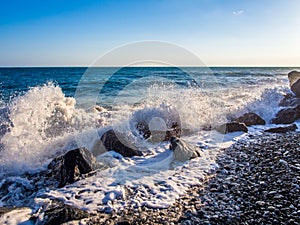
left=33, top=200, right=90, bottom=225
left=288, top=71, right=300, bottom=97
left=216, top=122, right=248, bottom=134
left=264, top=124, right=297, bottom=133
left=271, top=105, right=300, bottom=124
left=233, top=112, right=265, bottom=126
left=92, top=129, right=143, bottom=158
left=47, top=147, right=100, bottom=188
left=169, top=137, right=202, bottom=161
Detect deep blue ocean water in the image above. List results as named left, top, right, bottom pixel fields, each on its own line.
left=0, top=67, right=297, bottom=106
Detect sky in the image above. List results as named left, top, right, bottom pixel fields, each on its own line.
left=1, top=0, right=300, bottom=66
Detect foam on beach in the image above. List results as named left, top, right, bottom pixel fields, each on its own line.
left=0, top=72, right=295, bottom=215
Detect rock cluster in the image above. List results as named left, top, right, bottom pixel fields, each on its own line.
left=271, top=70, right=300, bottom=124
left=77, top=132, right=300, bottom=225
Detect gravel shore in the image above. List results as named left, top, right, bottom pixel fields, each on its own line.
left=84, top=132, right=300, bottom=225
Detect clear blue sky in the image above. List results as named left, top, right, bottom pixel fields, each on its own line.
left=1, top=0, right=299, bottom=66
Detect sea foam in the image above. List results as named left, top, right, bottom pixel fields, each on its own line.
left=0, top=78, right=289, bottom=176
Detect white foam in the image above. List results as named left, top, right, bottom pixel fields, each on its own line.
left=0, top=79, right=290, bottom=174
left=44, top=138, right=221, bottom=212
left=0, top=83, right=107, bottom=174
left=0, top=78, right=293, bottom=215
left=0, top=208, right=32, bottom=225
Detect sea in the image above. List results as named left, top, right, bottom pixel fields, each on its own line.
left=0, top=67, right=298, bottom=215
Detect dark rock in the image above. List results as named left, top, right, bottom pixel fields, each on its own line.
left=279, top=93, right=300, bottom=107
left=216, top=122, right=248, bottom=134
left=271, top=105, right=300, bottom=124
left=136, top=122, right=151, bottom=139
left=35, top=200, right=90, bottom=225
left=47, top=147, right=100, bottom=188
left=165, top=122, right=182, bottom=141
left=264, top=124, right=297, bottom=133
left=137, top=121, right=181, bottom=142
left=117, top=221, right=131, bottom=225
left=288, top=71, right=300, bottom=97
left=91, top=129, right=143, bottom=158
left=169, top=137, right=203, bottom=161
left=233, top=113, right=265, bottom=126
left=131, top=105, right=182, bottom=142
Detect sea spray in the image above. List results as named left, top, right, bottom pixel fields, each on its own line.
left=0, top=78, right=290, bottom=175
left=0, top=83, right=105, bottom=174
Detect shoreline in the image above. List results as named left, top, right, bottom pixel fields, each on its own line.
left=82, top=131, right=300, bottom=224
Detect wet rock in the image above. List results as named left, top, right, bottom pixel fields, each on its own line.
left=85, top=132, right=300, bottom=225
left=34, top=200, right=90, bottom=225
left=216, top=122, right=248, bottom=134
left=91, top=129, right=143, bottom=158
left=136, top=121, right=181, bottom=142
left=279, top=93, right=300, bottom=107
left=131, top=105, right=182, bottom=142
left=288, top=71, right=300, bottom=97
left=233, top=112, right=265, bottom=126
left=271, top=105, right=300, bottom=124
left=169, top=137, right=203, bottom=161
left=264, top=124, right=297, bottom=133
left=47, top=147, right=101, bottom=188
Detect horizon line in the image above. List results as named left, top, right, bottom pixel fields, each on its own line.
left=0, top=65, right=299, bottom=68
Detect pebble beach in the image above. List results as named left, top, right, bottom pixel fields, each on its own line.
left=82, top=132, right=300, bottom=225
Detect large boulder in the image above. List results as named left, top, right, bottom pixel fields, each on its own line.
left=264, top=124, right=297, bottom=133
left=288, top=71, right=300, bottom=97
left=47, top=148, right=100, bottom=188
left=91, top=129, right=143, bottom=158
left=33, top=200, right=90, bottom=225
left=216, top=122, right=248, bottom=134
left=169, top=137, right=203, bottom=161
left=233, top=112, right=265, bottom=126
left=271, top=105, right=300, bottom=124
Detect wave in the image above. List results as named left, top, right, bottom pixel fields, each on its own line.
left=0, top=79, right=290, bottom=175
left=0, top=83, right=107, bottom=174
